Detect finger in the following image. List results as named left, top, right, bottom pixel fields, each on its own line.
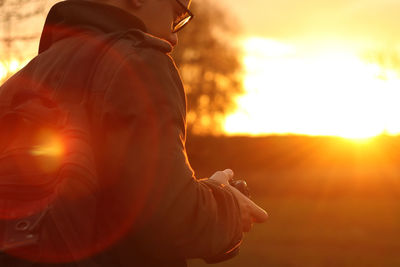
left=250, top=204, right=269, bottom=223
left=223, top=169, right=234, bottom=180
left=209, top=170, right=231, bottom=185
left=232, top=188, right=268, bottom=223
left=229, top=186, right=268, bottom=223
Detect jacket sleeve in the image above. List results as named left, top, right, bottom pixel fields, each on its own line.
left=95, top=47, right=243, bottom=260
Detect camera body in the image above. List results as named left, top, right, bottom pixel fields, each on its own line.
left=229, top=179, right=250, bottom=198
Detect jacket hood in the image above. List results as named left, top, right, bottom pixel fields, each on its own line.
left=39, top=0, right=147, bottom=53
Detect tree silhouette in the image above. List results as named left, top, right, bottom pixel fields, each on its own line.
left=172, top=0, right=244, bottom=135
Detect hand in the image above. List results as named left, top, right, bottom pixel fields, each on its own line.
left=210, top=169, right=268, bottom=232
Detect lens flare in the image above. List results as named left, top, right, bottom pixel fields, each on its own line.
left=31, top=139, right=64, bottom=157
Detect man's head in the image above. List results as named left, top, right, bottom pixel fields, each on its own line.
left=90, top=0, right=193, bottom=47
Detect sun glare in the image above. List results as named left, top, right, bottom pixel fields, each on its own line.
left=31, top=138, right=64, bottom=157
left=0, top=62, right=7, bottom=82
left=224, top=37, right=400, bottom=139
left=0, top=59, right=29, bottom=83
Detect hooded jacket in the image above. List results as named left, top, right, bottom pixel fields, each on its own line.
left=0, top=1, right=242, bottom=266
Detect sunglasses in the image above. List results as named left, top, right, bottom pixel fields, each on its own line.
left=172, top=0, right=194, bottom=33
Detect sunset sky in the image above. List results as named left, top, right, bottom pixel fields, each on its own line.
left=221, top=0, right=400, bottom=44
left=1, top=0, right=400, bottom=138
left=218, top=0, right=400, bottom=138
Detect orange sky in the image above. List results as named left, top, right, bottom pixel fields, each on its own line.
left=221, top=0, right=400, bottom=45
left=218, top=0, right=400, bottom=138
left=2, top=0, right=400, bottom=138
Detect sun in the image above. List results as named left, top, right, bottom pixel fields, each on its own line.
left=224, top=37, right=400, bottom=139
left=0, top=59, right=29, bottom=83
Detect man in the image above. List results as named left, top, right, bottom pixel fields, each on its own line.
left=0, top=0, right=268, bottom=266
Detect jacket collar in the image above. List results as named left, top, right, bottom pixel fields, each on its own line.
left=39, top=0, right=147, bottom=53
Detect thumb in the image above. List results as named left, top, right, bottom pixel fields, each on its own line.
left=223, top=169, right=234, bottom=180
left=209, top=169, right=234, bottom=185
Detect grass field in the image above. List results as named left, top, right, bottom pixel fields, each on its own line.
left=186, top=135, right=400, bottom=267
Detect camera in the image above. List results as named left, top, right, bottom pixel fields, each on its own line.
left=229, top=179, right=250, bottom=198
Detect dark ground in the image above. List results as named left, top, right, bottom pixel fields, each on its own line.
left=185, top=135, right=400, bottom=267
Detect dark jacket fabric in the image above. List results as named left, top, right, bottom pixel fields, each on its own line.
left=0, top=1, right=242, bottom=266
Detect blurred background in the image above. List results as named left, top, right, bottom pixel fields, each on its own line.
left=1, top=0, right=400, bottom=266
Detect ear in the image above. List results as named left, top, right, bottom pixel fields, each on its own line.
left=129, top=0, right=145, bottom=8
